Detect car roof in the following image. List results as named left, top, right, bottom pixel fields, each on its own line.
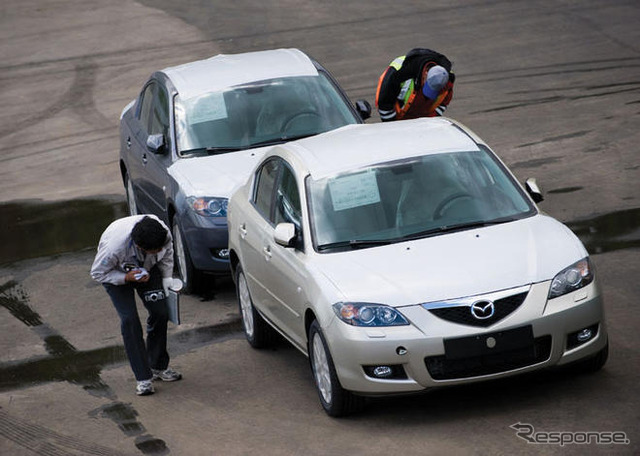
left=273, top=118, right=483, bottom=179
left=161, top=48, right=319, bottom=100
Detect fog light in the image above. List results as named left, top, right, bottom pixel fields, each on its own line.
left=567, top=324, right=599, bottom=350
left=212, top=248, right=230, bottom=259
left=372, top=366, right=393, bottom=378
left=363, top=364, right=408, bottom=380
left=577, top=328, right=593, bottom=342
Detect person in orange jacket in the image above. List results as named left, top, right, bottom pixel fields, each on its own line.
left=376, top=48, right=455, bottom=121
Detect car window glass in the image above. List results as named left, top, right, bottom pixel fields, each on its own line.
left=149, top=85, right=170, bottom=138
left=254, top=159, right=280, bottom=220
left=139, top=83, right=156, bottom=133
left=174, top=74, right=360, bottom=155
left=274, top=165, right=301, bottom=227
left=308, top=150, right=536, bottom=250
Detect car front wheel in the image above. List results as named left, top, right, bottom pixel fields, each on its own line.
left=308, top=320, right=364, bottom=417
left=172, top=218, right=201, bottom=294
left=236, top=264, right=276, bottom=348
left=125, top=173, right=138, bottom=216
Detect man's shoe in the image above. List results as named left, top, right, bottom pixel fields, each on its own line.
left=152, top=367, right=182, bottom=382
left=136, top=380, right=155, bottom=396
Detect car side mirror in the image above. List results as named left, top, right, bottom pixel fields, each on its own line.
left=525, top=178, right=544, bottom=203
left=274, top=223, right=297, bottom=247
left=146, top=134, right=166, bottom=154
left=355, top=99, right=371, bottom=121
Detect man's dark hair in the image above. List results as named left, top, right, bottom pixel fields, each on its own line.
left=131, top=216, right=168, bottom=251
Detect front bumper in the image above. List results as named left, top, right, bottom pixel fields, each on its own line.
left=179, top=210, right=230, bottom=274
left=324, top=280, right=607, bottom=395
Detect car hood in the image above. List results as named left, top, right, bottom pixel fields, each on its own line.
left=168, top=149, right=267, bottom=198
left=315, top=215, right=588, bottom=306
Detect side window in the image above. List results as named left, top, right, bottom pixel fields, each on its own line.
left=253, top=159, right=280, bottom=219
left=150, top=86, right=170, bottom=137
left=275, top=165, right=301, bottom=227
left=138, top=83, right=156, bottom=133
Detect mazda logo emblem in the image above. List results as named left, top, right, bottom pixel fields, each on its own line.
left=471, top=300, right=495, bottom=319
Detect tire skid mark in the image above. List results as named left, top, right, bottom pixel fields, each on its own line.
left=508, top=156, right=563, bottom=170
left=506, top=80, right=640, bottom=95
left=465, top=63, right=640, bottom=85
left=0, top=58, right=110, bottom=140
left=464, top=57, right=640, bottom=79
left=517, top=130, right=592, bottom=148
left=559, top=6, right=640, bottom=54
left=473, top=86, right=640, bottom=114
left=0, top=39, right=214, bottom=73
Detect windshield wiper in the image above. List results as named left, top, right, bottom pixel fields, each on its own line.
left=205, top=146, right=243, bottom=154
left=400, top=218, right=518, bottom=241
left=250, top=132, right=317, bottom=148
left=317, top=238, right=392, bottom=252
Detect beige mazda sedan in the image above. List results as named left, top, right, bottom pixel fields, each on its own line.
left=227, top=118, right=608, bottom=416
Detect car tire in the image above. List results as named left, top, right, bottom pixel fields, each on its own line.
left=235, top=265, right=277, bottom=348
left=570, top=339, right=609, bottom=374
left=308, top=320, right=364, bottom=417
left=172, top=218, right=201, bottom=294
left=125, top=173, right=138, bottom=216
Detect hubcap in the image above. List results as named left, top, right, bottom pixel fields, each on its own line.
left=312, top=332, right=332, bottom=404
left=238, top=273, right=254, bottom=337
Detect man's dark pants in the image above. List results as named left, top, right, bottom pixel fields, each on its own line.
left=103, top=266, right=169, bottom=381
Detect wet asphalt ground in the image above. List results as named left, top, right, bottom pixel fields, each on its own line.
left=1, top=0, right=640, bottom=455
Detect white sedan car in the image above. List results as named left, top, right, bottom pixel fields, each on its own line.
left=227, top=118, right=608, bottom=416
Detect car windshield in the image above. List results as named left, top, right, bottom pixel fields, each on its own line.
left=308, top=148, right=536, bottom=252
left=174, top=73, right=359, bottom=156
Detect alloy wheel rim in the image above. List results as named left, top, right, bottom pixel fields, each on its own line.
left=173, top=224, right=188, bottom=284
left=126, top=179, right=137, bottom=215
left=238, top=273, right=254, bottom=337
left=312, top=333, right=332, bottom=404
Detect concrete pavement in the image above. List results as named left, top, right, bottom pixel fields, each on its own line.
left=1, top=0, right=639, bottom=454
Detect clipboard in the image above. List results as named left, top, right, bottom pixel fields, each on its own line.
left=166, top=289, right=180, bottom=325
left=165, top=278, right=183, bottom=325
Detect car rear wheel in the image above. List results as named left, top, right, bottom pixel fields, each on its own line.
left=172, top=218, right=201, bottom=294
left=308, top=320, right=364, bottom=417
left=235, top=264, right=277, bottom=348
left=125, top=173, right=138, bottom=216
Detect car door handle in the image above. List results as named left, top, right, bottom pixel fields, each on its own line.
left=142, top=153, right=148, bottom=165
left=263, top=245, right=272, bottom=261
left=239, top=223, right=247, bottom=238
left=126, top=136, right=131, bottom=149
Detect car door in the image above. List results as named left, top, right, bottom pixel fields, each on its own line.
left=240, top=158, right=281, bottom=316
left=240, top=158, right=309, bottom=346
left=264, top=162, right=309, bottom=347
left=128, top=80, right=174, bottom=219
left=123, top=83, right=154, bottom=213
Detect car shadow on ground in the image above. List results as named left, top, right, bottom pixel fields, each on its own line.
left=360, top=360, right=619, bottom=423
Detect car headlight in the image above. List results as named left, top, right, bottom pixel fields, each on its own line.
left=186, top=197, right=228, bottom=217
left=548, top=257, right=594, bottom=299
left=332, top=303, right=409, bottom=327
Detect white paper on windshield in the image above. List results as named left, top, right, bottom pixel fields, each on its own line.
left=189, top=92, right=228, bottom=123
left=329, top=171, right=380, bottom=211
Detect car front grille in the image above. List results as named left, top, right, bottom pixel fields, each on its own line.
left=425, top=335, right=552, bottom=380
left=428, top=291, right=528, bottom=327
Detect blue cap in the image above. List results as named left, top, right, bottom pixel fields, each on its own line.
left=422, top=65, right=449, bottom=100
